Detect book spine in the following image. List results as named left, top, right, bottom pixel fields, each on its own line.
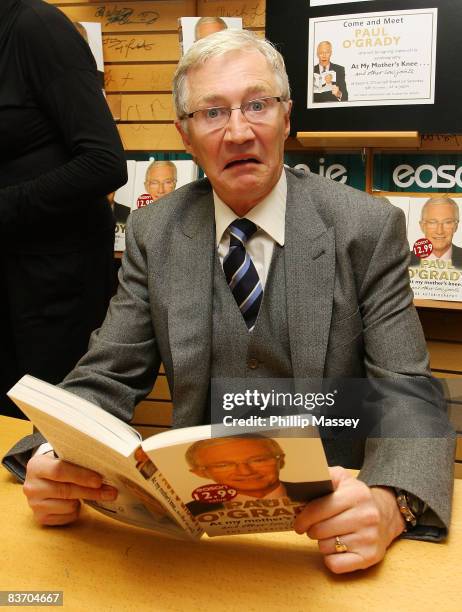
left=149, top=471, right=203, bottom=538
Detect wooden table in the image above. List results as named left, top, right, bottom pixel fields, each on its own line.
left=1, top=416, right=461, bottom=612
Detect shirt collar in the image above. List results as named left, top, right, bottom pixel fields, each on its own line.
left=214, top=170, right=287, bottom=247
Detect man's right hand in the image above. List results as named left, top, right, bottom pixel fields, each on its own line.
left=23, top=453, right=118, bottom=526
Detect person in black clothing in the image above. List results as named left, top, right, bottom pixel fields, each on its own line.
left=0, top=0, right=127, bottom=418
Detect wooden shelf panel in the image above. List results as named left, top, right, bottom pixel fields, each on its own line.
left=427, top=341, right=462, bottom=373
left=414, top=299, right=462, bottom=311
left=296, top=131, right=420, bottom=149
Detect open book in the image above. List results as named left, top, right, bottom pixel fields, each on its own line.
left=8, top=376, right=332, bottom=540
left=313, top=70, right=337, bottom=94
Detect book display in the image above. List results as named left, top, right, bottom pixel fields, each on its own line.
left=385, top=196, right=462, bottom=301
left=113, top=159, right=198, bottom=251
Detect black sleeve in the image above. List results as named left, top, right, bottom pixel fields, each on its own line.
left=0, top=4, right=127, bottom=228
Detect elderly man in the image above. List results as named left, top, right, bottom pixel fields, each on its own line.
left=144, top=160, right=177, bottom=202
left=313, top=41, right=348, bottom=103
left=410, top=196, right=462, bottom=268
left=4, top=30, right=454, bottom=574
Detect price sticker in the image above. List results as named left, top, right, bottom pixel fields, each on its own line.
left=137, top=193, right=154, bottom=209
left=413, top=238, right=433, bottom=259
left=191, top=484, right=237, bottom=504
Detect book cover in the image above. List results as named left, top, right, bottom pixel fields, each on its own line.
left=407, top=195, right=462, bottom=301
left=144, top=432, right=332, bottom=537
left=132, top=159, right=198, bottom=211
left=112, top=160, right=136, bottom=252
left=178, top=17, right=243, bottom=56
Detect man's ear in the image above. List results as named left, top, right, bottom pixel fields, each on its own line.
left=175, top=121, right=195, bottom=156
left=284, top=100, right=292, bottom=140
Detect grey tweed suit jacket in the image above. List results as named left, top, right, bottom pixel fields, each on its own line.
left=3, top=168, right=455, bottom=535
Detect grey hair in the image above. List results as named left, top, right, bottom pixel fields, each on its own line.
left=173, top=29, right=291, bottom=122
left=194, top=16, right=228, bottom=41
left=420, top=196, right=460, bottom=222
left=144, top=160, right=177, bottom=183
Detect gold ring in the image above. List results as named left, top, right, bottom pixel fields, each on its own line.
left=335, top=536, right=348, bottom=553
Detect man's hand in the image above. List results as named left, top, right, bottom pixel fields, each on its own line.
left=331, top=85, right=341, bottom=99
left=23, top=453, right=118, bottom=526
left=294, top=466, right=405, bottom=574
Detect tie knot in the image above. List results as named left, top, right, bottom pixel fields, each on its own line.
left=229, top=218, right=258, bottom=245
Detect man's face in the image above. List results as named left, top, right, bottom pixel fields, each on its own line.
left=317, top=43, right=332, bottom=67
left=176, top=50, right=291, bottom=216
left=196, top=21, right=226, bottom=41
left=420, top=202, right=459, bottom=257
left=144, top=165, right=176, bottom=201
left=191, top=438, right=282, bottom=496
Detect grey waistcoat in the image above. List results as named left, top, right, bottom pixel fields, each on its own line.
left=211, top=243, right=293, bottom=379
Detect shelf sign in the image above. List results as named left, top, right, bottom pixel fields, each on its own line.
left=284, top=152, right=365, bottom=190
left=373, top=154, right=462, bottom=193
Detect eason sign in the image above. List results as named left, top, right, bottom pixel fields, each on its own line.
left=373, top=154, right=462, bottom=192
left=284, top=152, right=366, bottom=190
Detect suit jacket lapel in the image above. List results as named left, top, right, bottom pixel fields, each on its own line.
left=285, top=170, right=336, bottom=378
left=167, top=185, right=215, bottom=426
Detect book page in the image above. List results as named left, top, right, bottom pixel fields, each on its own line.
left=8, top=377, right=199, bottom=539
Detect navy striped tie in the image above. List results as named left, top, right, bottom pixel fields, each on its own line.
left=223, top=219, right=263, bottom=331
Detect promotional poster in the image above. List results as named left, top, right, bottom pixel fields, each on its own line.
left=307, top=8, right=437, bottom=109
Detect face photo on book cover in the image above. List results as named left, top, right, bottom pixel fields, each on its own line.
left=178, top=17, right=243, bottom=56
left=133, top=160, right=198, bottom=209
left=407, top=196, right=462, bottom=269
left=184, top=437, right=321, bottom=516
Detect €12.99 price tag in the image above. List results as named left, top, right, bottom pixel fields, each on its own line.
left=137, top=193, right=154, bottom=209
left=191, top=484, right=237, bottom=504
left=413, top=238, right=433, bottom=259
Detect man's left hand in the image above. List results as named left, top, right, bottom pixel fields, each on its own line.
left=294, top=466, right=405, bottom=573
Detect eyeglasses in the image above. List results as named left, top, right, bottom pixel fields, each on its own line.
left=422, top=219, right=458, bottom=229
left=183, top=96, right=284, bottom=131
left=146, top=179, right=176, bottom=189
left=199, top=455, right=281, bottom=474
